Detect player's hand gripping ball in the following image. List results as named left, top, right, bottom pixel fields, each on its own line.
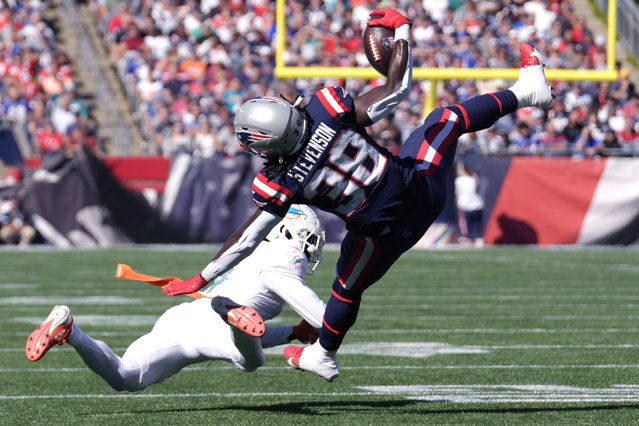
left=368, top=8, right=412, bottom=30
left=364, top=9, right=410, bottom=76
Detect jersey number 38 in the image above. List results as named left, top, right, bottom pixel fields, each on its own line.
left=304, top=133, right=387, bottom=217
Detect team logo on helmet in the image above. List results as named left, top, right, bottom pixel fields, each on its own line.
left=236, top=131, right=276, bottom=146
left=266, top=204, right=325, bottom=275
left=285, top=206, right=306, bottom=220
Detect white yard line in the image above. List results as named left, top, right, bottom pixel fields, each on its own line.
left=12, top=315, right=639, bottom=328
left=0, top=392, right=368, bottom=400
left=361, top=304, right=639, bottom=309
left=356, top=384, right=639, bottom=403
left=7, top=294, right=639, bottom=303
left=355, top=314, right=639, bottom=320
left=364, top=295, right=639, bottom=301
left=10, top=324, right=639, bottom=333
left=5, top=342, right=639, bottom=354
left=2, top=297, right=142, bottom=305
left=6, top=364, right=639, bottom=374
left=351, top=328, right=639, bottom=334
left=4, top=385, right=639, bottom=403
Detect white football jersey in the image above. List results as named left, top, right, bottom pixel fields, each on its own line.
left=61, top=236, right=327, bottom=391
left=195, top=238, right=325, bottom=328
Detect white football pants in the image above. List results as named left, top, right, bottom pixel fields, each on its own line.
left=67, top=298, right=264, bottom=391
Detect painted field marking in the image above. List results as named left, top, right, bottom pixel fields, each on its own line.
left=5, top=342, right=639, bottom=354
left=7, top=364, right=639, bottom=374
left=351, top=328, right=639, bottom=334
left=0, top=392, right=369, bottom=401
left=4, top=297, right=142, bottom=306
left=364, top=295, right=639, bottom=301
left=0, top=331, right=144, bottom=337
left=360, top=303, right=639, bottom=309
left=0, top=284, right=38, bottom=290
left=14, top=315, right=161, bottom=326
left=8, top=295, right=639, bottom=305
left=4, top=385, right=639, bottom=403
left=13, top=315, right=639, bottom=329
left=0, top=328, right=639, bottom=338
left=356, top=384, right=639, bottom=403
left=355, top=314, right=639, bottom=320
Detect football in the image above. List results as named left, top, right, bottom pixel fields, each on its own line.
left=363, top=25, right=395, bottom=76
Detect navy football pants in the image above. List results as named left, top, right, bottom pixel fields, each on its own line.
left=319, top=90, right=518, bottom=351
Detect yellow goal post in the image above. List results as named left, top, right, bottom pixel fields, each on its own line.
left=274, top=0, right=619, bottom=114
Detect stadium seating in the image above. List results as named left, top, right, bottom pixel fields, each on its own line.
left=83, top=0, right=639, bottom=158
left=1, top=1, right=638, bottom=163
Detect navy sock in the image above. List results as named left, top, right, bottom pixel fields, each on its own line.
left=449, top=90, right=518, bottom=134
left=319, top=291, right=360, bottom=351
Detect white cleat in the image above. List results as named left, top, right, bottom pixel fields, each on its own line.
left=509, top=43, right=555, bottom=108
left=26, top=305, right=73, bottom=361
left=284, top=341, right=340, bottom=381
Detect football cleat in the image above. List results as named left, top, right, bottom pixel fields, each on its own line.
left=211, top=296, right=265, bottom=337
left=284, top=341, right=340, bottom=381
left=26, top=305, right=73, bottom=362
left=519, top=43, right=541, bottom=68
left=509, top=43, right=555, bottom=109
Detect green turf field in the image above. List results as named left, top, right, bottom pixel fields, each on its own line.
left=2, top=246, right=639, bottom=424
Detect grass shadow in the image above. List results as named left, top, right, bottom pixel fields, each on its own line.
left=109, top=399, right=639, bottom=417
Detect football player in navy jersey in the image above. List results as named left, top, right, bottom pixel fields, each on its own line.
left=163, top=8, right=555, bottom=381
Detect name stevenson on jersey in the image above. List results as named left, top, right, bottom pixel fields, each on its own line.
left=287, top=122, right=336, bottom=183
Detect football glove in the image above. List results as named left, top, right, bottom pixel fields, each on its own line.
left=163, top=273, right=208, bottom=296
left=367, top=9, right=411, bottom=30
left=289, top=319, right=319, bottom=344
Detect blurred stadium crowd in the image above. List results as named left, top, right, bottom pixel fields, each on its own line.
left=1, top=0, right=638, bottom=163
left=0, top=0, right=100, bottom=160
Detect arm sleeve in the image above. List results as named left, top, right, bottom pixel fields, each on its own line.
left=260, top=325, right=295, bottom=348
left=262, top=271, right=326, bottom=330
left=200, top=210, right=281, bottom=281
left=251, top=173, right=295, bottom=218
left=366, top=24, right=412, bottom=123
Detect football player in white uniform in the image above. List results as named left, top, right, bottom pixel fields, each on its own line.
left=25, top=205, right=327, bottom=392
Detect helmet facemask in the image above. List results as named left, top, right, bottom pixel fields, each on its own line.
left=300, top=229, right=325, bottom=275
left=266, top=205, right=326, bottom=275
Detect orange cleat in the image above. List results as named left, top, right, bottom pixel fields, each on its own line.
left=211, top=297, right=265, bottom=337
left=26, top=305, right=73, bottom=361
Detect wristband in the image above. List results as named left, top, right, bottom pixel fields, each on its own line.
left=201, top=261, right=219, bottom=282
left=395, top=24, right=410, bottom=42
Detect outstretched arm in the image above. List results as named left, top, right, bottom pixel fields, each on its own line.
left=163, top=208, right=282, bottom=296
left=264, top=273, right=326, bottom=330
left=354, top=9, right=412, bottom=126
left=202, top=208, right=282, bottom=279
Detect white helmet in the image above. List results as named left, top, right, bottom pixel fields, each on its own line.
left=267, top=204, right=326, bottom=274
left=233, top=97, right=308, bottom=160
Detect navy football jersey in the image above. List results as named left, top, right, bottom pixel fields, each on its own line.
left=251, top=87, right=416, bottom=235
